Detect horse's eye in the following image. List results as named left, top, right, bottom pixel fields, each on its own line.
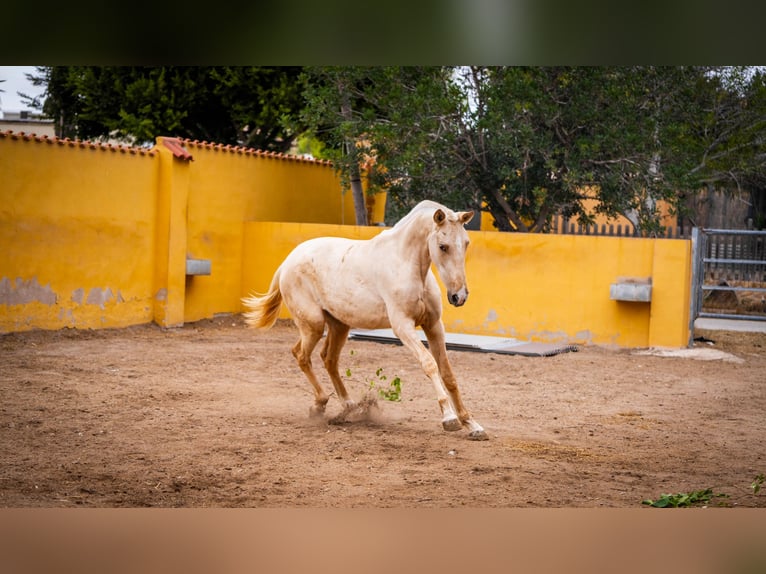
left=439, top=244, right=449, bottom=253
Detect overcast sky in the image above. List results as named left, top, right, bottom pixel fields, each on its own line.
left=0, top=66, right=43, bottom=114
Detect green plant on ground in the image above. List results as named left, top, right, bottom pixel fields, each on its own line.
left=642, top=488, right=729, bottom=508
left=751, top=473, right=765, bottom=495
left=368, top=367, right=402, bottom=402
left=345, top=351, right=402, bottom=402
left=644, top=474, right=764, bottom=507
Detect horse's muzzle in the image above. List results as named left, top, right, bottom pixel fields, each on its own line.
left=448, top=288, right=468, bottom=307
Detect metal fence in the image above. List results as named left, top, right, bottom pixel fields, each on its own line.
left=690, top=228, right=766, bottom=323
left=549, top=216, right=690, bottom=238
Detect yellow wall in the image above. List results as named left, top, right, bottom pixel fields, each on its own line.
left=443, top=231, right=691, bottom=348
left=2, top=130, right=690, bottom=348
left=241, top=222, right=691, bottom=348
left=0, top=133, right=384, bottom=333
left=0, top=134, right=159, bottom=332
left=179, top=141, right=385, bottom=323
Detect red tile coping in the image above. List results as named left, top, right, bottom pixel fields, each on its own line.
left=160, top=137, right=193, bottom=161
left=0, top=130, right=333, bottom=165
left=180, top=138, right=333, bottom=165
left=0, top=129, right=156, bottom=156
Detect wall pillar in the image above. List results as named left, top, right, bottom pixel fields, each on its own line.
left=648, top=239, right=692, bottom=347
left=153, top=137, right=193, bottom=327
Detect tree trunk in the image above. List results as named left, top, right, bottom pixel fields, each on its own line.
left=348, top=166, right=368, bottom=226
left=488, top=187, right=528, bottom=231
left=340, top=89, right=368, bottom=226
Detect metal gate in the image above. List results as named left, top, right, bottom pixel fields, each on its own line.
left=690, top=228, right=766, bottom=328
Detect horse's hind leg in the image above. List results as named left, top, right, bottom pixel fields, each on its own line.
left=423, top=320, right=488, bottom=441
left=291, top=318, right=329, bottom=417
left=320, top=313, right=354, bottom=408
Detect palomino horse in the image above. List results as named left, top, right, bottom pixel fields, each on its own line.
left=242, top=200, right=488, bottom=440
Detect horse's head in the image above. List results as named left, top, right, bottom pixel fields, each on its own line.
left=428, top=207, right=474, bottom=307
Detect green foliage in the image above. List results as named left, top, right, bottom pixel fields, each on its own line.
left=22, top=65, right=766, bottom=230
left=301, top=66, right=766, bottom=233
left=294, top=133, right=328, bottom=159
left=642, top=488, right=729, bottom=508
left=644, top=474, right=764, bottom=507
left=344, top=351, right=402, bottom=402
left=369, top=368, right=402, bottom=402
left=752, top=473, right=765, bottom=495
left=24, top=66, right=307, bottom=150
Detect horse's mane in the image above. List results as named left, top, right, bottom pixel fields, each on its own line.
left=390, top=200, right=450, bottom=230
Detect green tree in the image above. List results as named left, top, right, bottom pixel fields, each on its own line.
left=302, top=66, right=466, bottom=225
left=22, top=66, right=307, bottom=151
left=477, top=66, right=708, bottom=234
left=302, top=66, right=766, bottom=233
left=684, top=67, right=766, bottom=229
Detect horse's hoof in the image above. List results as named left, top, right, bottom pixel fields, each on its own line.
left=468, top=429, right=489, bottom=441
left=309, top=405, right=326, bottom=418
left=327, top=401, right=357, bottom=425
left=442, top=417, right=462, bottom=432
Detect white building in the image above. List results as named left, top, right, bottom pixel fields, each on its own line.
left=0, top=110, right=55, bottom=137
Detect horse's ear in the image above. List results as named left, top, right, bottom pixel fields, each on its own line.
left=459, top=210, right=475, bottom=226
left=433, top=209, right=446, bottom=226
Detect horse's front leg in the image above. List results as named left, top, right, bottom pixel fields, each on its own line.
left=389, top=316, right=463, bottom=433
left=423, top=320, right=488, bottom=441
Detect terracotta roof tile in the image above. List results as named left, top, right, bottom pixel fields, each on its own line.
left=160, top=137, right=193, bottom=161
left=0, top=130, right=156, bottom=156
left=180, top=138, right=333, bottom=166
left=0, top=130, right=334, bottom=165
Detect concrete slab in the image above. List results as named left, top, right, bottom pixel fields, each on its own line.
left=348, top=328, right=578, bottom=357
left=694, top=317, right=766, bottom=333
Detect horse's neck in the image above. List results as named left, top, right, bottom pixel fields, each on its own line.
left=384, top=212, right=433, bottom=280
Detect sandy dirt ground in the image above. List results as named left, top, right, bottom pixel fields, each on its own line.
left=1, top=316, right=764, bottom=508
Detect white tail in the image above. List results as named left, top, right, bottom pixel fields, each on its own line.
left=242, top=267, right=283, bottom=330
